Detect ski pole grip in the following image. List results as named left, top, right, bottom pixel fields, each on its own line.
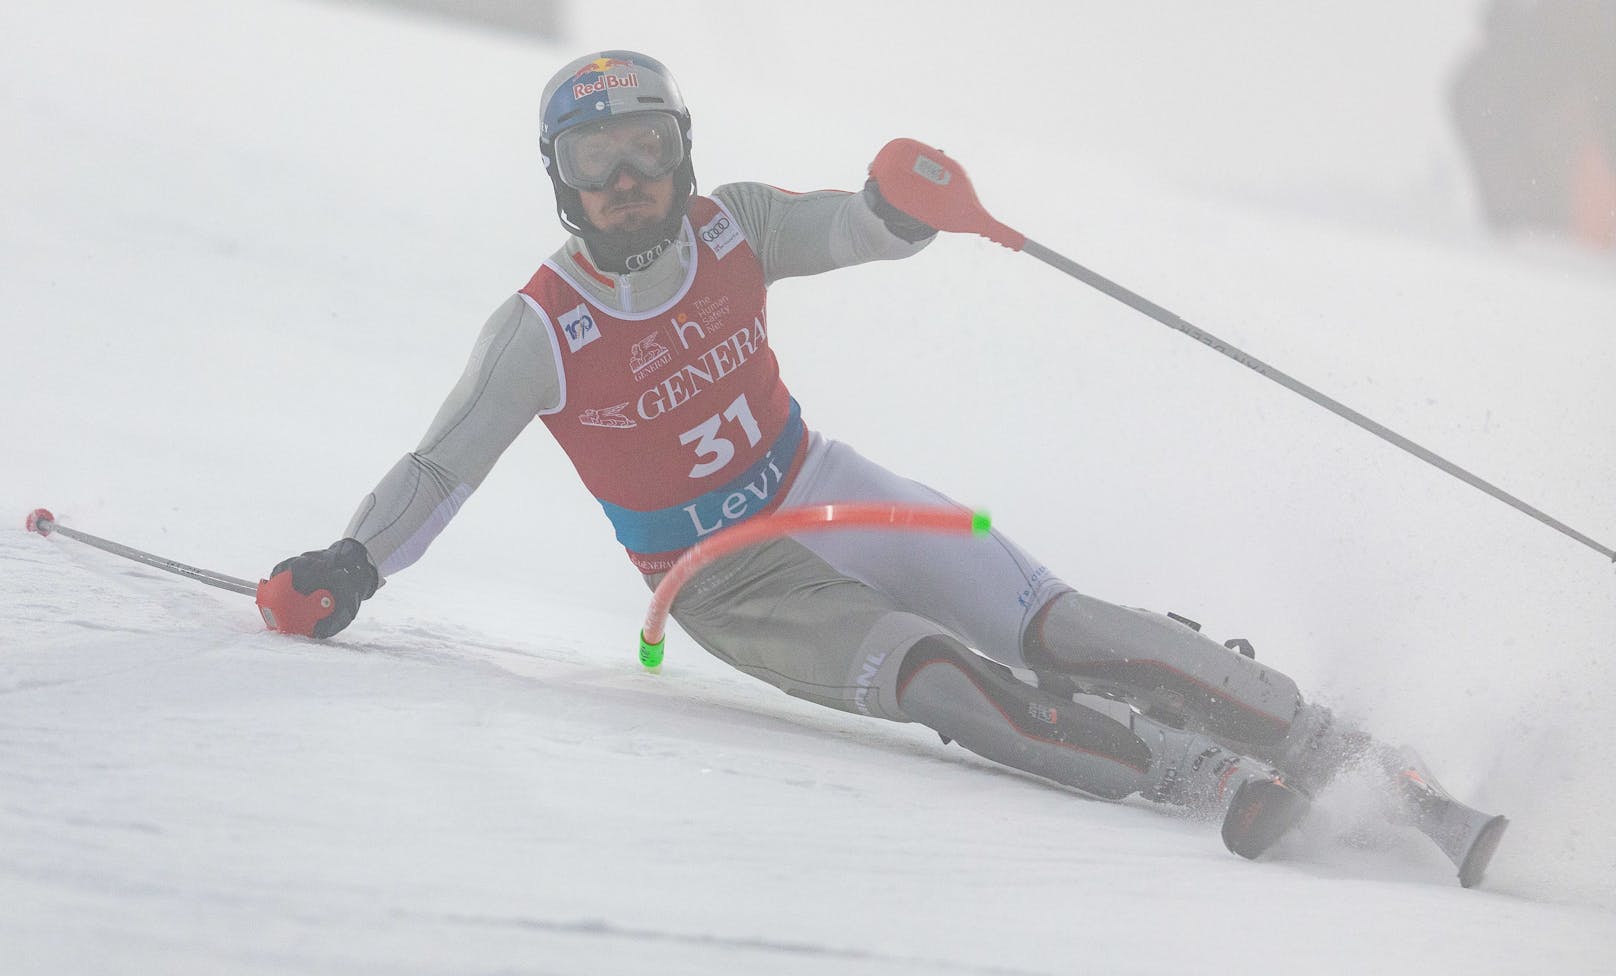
left=869, top=138, right=1026, bottom=250
left=255, top=573, right=337, bottom=636
left=637, top=504, right=991, bottom=672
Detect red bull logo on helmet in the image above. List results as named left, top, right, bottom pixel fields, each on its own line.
left=572, top=56, right=636, bottom=79
left=571, top=57, right=640, bottom=100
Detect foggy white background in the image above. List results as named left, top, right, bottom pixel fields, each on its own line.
left=3, top=1, right=1613, bottom=972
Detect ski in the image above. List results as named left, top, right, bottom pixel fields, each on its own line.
left=1382, top=750, right=1510, bottom=889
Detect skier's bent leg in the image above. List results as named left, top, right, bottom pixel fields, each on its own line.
left=667, top=538, right=1310, bottom=857
left=893, top=634, right=1290, bottom=815
left=1022, top=591, right=1299, bottom=743
left=1019, top=595, right=1508, bottom=880
left=895, top=634, right=1149, bottom=799
left=1022, top=591, right=1368, bottom=793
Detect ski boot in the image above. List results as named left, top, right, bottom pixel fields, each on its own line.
left=1259, top=702, right=1374, bottom=796
left=1266, top=711, right=1509, bottom=888
left=1133, top=714, right=1311, bottom=860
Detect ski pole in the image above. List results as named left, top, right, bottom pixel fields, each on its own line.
left=638, top=504, right=992, bottom=671
left=24, top=507, right=259, bottom=596
left=870, top=138, right=1616, bottom=564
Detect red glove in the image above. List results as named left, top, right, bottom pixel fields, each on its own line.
left=866, top=138, right=1025, bottom=250
left=256, top=538, right=379, bottom=638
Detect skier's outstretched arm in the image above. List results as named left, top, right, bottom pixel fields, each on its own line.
left=259, top=295, right=562, bottom=637
left=712, top=167, right=936, bottom=287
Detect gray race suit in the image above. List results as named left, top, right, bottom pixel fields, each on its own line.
left=341, top=181, right=1335, bottom=807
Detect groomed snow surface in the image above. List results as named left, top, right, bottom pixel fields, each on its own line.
left=4, top=2, right=1614, bottom=973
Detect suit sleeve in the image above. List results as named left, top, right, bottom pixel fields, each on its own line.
left=711, top=181, right=933, bottom=286
left=344, top=293, right=563, bottom=577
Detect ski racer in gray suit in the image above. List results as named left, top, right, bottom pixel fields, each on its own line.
left=258, top=50, right=1507, bottom=883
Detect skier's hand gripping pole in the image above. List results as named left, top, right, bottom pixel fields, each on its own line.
left=256, top=539, right=379, bottom=639
left=867, top=138, right=1025, bottom=249
left=868, top=139, right=1615, bottom=565
left=638, top=504, right=992, bottom=671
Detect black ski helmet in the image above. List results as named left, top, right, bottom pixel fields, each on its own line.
left=539, top=51, right=696, bottom=247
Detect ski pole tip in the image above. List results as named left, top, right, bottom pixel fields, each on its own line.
left=25, top=508, right=55, bottom=537
left=970, top=510, right=992, bottom=536
left=639, top=632, right=665, bottom=671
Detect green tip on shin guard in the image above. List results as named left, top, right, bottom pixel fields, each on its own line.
left=970, top=510, right=993, bottom=536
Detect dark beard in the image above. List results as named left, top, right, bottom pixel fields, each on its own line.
left=586, top=224, right=678, bottom=274
left=579, top=183, right=691, bottom=275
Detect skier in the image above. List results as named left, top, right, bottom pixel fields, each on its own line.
left=258, top=50, right=1507, bottom=882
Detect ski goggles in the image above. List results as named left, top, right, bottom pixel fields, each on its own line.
left=553, top=112, right=685, bottom=191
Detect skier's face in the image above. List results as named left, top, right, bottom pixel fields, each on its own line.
left=577, top=168, right=676, bottom=235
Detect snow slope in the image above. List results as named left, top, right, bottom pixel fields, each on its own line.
left=3, top=1, right=1614, bottom=972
